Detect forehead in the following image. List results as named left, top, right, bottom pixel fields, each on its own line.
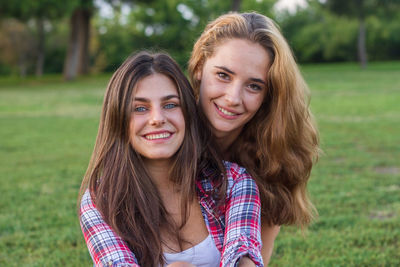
left=134, top=73, right=178, bottom=98
left=205, top=38, right=271, bottom=80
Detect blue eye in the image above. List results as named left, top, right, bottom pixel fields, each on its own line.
left=164, top=103, right=178, bottom=109
left=134, top=106, right=147, bottom=112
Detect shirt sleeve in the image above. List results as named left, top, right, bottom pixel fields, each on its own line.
left=220, top=164, right=264, bottom=267
left=79, top=190, right=139, bottom=267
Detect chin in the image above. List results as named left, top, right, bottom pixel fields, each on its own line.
left=213, top=124, right=236, bottom=135
left=147, top=152, right=175, bottom=160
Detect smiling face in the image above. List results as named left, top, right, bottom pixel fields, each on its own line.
left=197, top=38, right=271, bottom=144
left=129, top=73, right=185, bottom=162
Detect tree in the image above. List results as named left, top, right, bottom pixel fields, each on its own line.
left=231, top=0, right=242, bottom=11
left=320, top=0, right=400, bottom=68
left=63, top=0, right=94, bottom=80
left=0, top=19, right=36, bottom=76
left=0, top=0, right=68, bottom=76
left=63, top=0, right=153, bottom=80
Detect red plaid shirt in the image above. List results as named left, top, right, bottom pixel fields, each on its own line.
left=80, top=161, right=263, bottom=267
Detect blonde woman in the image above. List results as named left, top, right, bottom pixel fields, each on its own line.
left=188, top=12, right=319, bottom=264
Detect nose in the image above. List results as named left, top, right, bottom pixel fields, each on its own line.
left=224, top=83, right=241, bottom=106
left=149, top=107, right=165, bottom=126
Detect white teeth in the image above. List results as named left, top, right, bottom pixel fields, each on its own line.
left=218, top=106, right=236, bottom=116
left=145, top=133, right=171, bottom=140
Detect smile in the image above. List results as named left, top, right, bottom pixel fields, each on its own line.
left=144, top=132, right=171, bottom=140
left=215, top=103, right=240, bottom=117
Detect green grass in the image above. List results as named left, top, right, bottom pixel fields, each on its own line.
left=0, top=62, right=399, bottom=266
left=0, top=75, right=109, bottom=266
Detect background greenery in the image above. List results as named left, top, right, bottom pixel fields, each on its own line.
left=1, top=0, right=399, bottom=266
left=1, top=0, right=399, bottom=76
left=0, top=61, right=399, bottom=266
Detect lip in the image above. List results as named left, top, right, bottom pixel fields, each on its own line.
left=214, top=103, right=241, bottom=119
left=142, top=130, right=174, bottom=141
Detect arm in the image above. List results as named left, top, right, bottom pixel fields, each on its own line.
left=80, top=190, right=139, bottom=267
left=261, top=225, right=280, bottom=266
left=238, top=257, right=256, bottom=267
left=220, top=164, right=263, bottom=267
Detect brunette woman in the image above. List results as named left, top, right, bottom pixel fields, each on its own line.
left=79, top=51, right=263, bottom=266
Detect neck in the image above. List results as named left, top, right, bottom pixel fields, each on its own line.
left=143, top=158, right=174, bottom=191
left=214, top=127, right=243, bottom=160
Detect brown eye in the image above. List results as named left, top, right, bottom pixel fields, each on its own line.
left=248, top=83, right=262, bottom=92
left=217, top=72, right=229, bottom=80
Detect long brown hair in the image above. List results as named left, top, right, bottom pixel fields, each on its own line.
left=189, top=12, right=320, bottom=227
left=80, top=52, right=225, bottom=266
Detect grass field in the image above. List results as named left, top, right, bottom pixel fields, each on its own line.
left=0, top=62, right=399, bottom=266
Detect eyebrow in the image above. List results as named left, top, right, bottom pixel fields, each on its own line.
left=134, top=94, right=180, bottom=102
left=214, top=66, right=266, bottom=85
left=215, top=66, right=235, bottom=75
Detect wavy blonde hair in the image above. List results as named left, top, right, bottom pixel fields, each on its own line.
left=189, top=12, right=320, bottom=227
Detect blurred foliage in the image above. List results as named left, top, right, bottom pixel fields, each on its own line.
left=0, top=18, right=68, bottom=75
left=316, top=0, right=400, bottom=67
left=0, top=19, right=36, bottom=76
left=278, top=5, right=358, bottom=62
left=278, top=0, right=400, bottom=63
left=0, top=0, right=91, bottom=76
left=93, top=0, right=275, bottom=72
left=0, top=0, right=399, bottom=76
left=0, top=0, right=72, bottom=21
left=319, top=0, right=400, bottom=19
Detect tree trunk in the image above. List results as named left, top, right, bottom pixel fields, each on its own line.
left=35, top=18, right=45, bottom=77
left=63, top=8, right=91, bottom=80
left=231, top=0, right=241, bottom=11
left=78, top=9, right=90, bottom=75
left=18, top=53, right=27, bottom=78
left=357, top=17, right=367, bottom=68
left=9, top=22, right=28, bottom=78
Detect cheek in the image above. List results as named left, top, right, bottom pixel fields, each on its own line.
left=172, top=111, right=186, bottom=134
left=199, top=73, right=219, bottom=98
left=129, top=116, right=144, bottom=140
left=129, top=118, right=135, bottom=138
left=200, top=82, right=221, bottom=108
left=247, top=94, right=265, bottom=114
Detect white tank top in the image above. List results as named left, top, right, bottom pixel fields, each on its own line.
left=163, top=235, right=221, bottom=267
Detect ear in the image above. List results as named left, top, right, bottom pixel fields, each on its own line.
left=194, top=66, right=202, bottom=81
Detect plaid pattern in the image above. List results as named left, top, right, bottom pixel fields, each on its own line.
left=80, top=161, right=263, bottom=267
